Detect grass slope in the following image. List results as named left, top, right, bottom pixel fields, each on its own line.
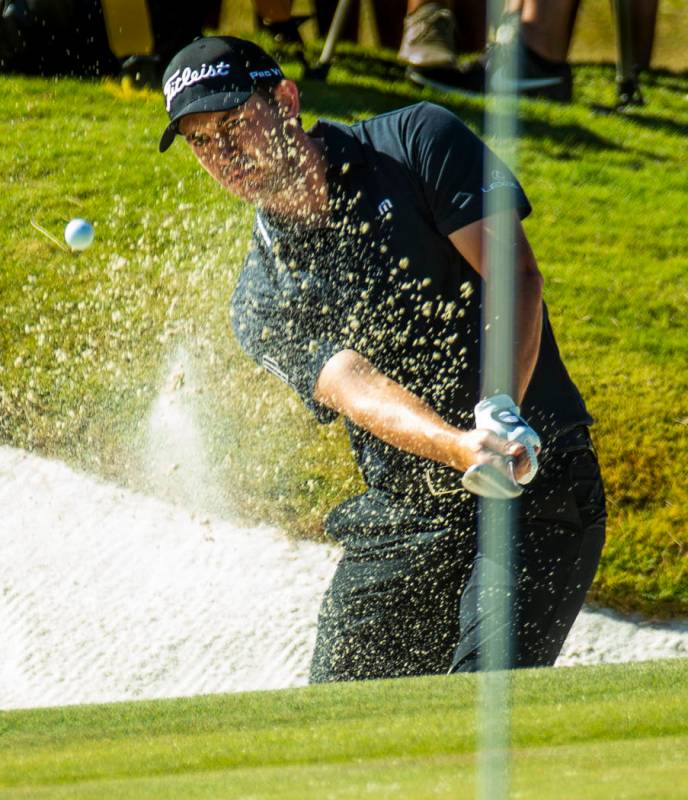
left=1, top=45, right=687, bottom=615
left=1, top=660, right=687, bottom=798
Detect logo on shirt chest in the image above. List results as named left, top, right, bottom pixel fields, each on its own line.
left=377, top=198, right=394, bottom=216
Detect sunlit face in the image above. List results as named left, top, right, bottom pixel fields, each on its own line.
left=178, top=92, right=296, bottom=202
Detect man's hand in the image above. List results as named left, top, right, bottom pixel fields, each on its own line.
left=457, top=429, right=530, bottom=499
left=457, top=429, right=530, bottom=481
left=459, top=395, right=541, bottom=499
left=473, top=394, right=541, bottom=483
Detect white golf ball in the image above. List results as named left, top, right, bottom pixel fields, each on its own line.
left=64, top=218, right=94, bottom=251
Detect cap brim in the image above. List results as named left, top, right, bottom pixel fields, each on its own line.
left=158, top=91, right=254, bottom=153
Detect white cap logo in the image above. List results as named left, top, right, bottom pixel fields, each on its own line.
left=163, top=61, right=231, bottom=111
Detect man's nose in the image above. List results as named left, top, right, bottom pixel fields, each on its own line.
left=215, top=134, right=238, bottom=159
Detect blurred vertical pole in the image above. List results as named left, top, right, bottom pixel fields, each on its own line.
left=477, top=3, right=521, bottom=800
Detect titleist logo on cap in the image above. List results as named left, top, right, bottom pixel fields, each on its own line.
left=164, top=61, right=231, bottom=110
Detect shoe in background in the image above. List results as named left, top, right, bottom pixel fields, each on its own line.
left=398, top=2, right=457, bottom=68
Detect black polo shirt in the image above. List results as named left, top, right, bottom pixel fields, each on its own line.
left=230, top=102, right=592, bottom=492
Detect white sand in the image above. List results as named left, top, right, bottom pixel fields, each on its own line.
left=1, top=445, right=686, bottom=711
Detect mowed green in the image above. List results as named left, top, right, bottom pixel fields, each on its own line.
left=1, top=660, right=686, bottom=798
left=1, top=45, right=687, bottom=616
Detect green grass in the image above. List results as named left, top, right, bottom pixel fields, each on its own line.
left=1, top=660, right=687, bottom=798
left=1, top=34, right=687, bottom=616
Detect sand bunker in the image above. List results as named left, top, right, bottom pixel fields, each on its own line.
left=1, top=445, right=686, bottom=710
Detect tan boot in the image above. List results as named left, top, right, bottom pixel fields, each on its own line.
left=398, top=2, right=458, bottom=68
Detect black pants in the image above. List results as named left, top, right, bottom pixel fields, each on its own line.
left=309, top=437, right=606, bottom=682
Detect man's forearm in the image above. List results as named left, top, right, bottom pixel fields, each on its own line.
left=515, top=270, right=544, bottom=403
left=313, top=350, right=522, bottom=475
left=314, top=350, right=470, bottom=470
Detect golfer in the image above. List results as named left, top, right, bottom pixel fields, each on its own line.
left=159, top=36, right=606, bottom=681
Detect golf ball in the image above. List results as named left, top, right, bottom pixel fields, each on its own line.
left=64, top=218, right=94, bottom=251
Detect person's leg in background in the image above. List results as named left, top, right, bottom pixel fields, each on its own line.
left=254, top=0, right=292, bottom=26
left=629, top=0, right=659, bottom=71
left=611, top=0, right=658, bottom=105
left=494, top=0, right=582, bottom=102
left=405, top=0, right=582, bottom=100
left=0, top=0, right=119, bottom=76
left=511, top=0, right=581, bottom=63
left=254, top=0, right=312, bottom=43
left=118, top=0, right=221, bottom=85
left=368, top=0, right=404, bottom=51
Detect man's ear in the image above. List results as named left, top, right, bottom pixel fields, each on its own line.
left=273, top=79, right=301, bottom=120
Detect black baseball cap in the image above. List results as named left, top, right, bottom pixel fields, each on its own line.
left=159, top=36, right=284, bottom=153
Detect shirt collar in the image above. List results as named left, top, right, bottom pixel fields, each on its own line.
left=308, top=119, right=364, bottom=172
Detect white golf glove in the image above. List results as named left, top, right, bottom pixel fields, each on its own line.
left=461, top=394, right=541, bottom=500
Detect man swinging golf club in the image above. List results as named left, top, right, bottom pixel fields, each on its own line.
left=159, top=35, right=606, bottom=680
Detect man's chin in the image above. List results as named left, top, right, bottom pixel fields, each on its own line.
left=223, top=173, right=281, bottom=203
left=219, top=175, right=256, bottom=198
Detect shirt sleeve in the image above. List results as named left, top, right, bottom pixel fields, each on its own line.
left=404, top=102, right=532, bottom=236
left=230, top=245, right=341, bottom=425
